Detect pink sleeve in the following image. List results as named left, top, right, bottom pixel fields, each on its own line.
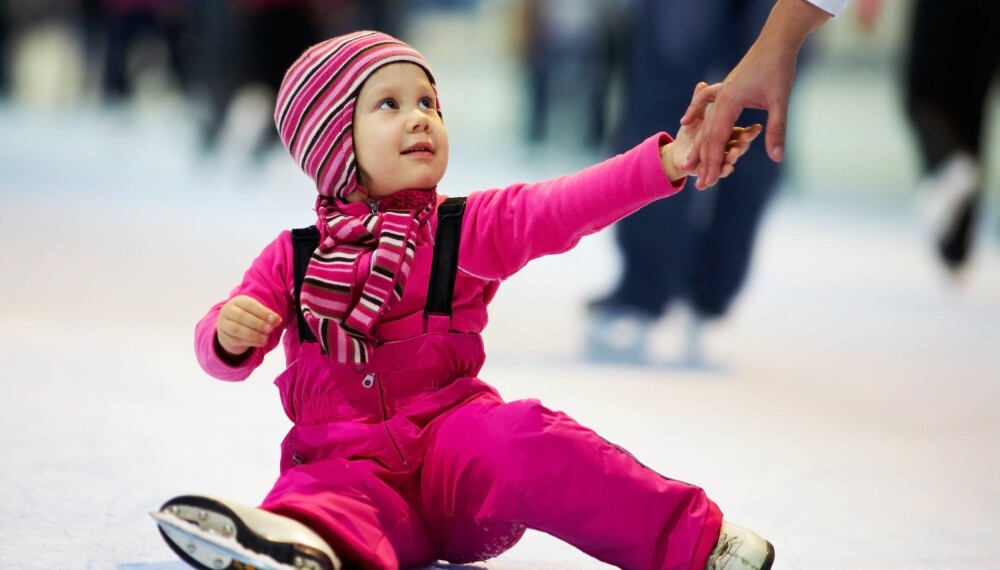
left=459, top=133, right=684, bottom=280
left=194, top=231, right=296, bottom=381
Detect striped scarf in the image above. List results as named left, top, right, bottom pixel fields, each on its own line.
left=274, top=31, right=438, bottom=365
left=302, top=198, right=433, bottom=364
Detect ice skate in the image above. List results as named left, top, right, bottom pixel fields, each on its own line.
left=151, top=495, right=340, bottom=570
left=584, top=300, right=653, bottom=365
left=679, top=310, right=707, bottom=368
left=915, top=152, right=981, bottom=271
left=704, top=521, right=774, bottom=570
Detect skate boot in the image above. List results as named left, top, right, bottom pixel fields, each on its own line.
left=584, top=300, right=654, bottom=365
left=915, top=152, right=981, bottom=272
left=704, top=522, right=775, bottom=570
left=151, top=495, right=340, bottom=570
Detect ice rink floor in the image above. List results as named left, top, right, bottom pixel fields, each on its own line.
left=2, top=62, right=1000, bottom=569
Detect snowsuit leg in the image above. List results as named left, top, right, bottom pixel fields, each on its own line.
left=420, top=398, right=723, bottom=570
left=260, top=458, right=435, bottom=570
left=261, top=338, right=720, bottom=570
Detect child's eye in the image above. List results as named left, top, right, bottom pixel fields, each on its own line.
left=378, top=98, right=398, bottom=110
left=418, top=97, right=434, bottom=110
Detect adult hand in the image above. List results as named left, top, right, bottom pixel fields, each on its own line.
left=679, top=0, right=831, bottom=190
left=216, top=295, right=282, bottom=357
left=680, top=42, right=796, bottom=190
left=663, top=83, right=762, bottom=185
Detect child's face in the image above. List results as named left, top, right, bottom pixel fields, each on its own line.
left=353, top=62, right=449, bottom=199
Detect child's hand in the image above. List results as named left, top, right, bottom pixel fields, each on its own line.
left=661, top=82, right=762, bottom=189
left=216, top=295, right=282, bottom=357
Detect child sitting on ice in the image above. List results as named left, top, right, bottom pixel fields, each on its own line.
left=152, top=30, right=770, bottom=570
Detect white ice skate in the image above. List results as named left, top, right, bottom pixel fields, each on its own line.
left=151, top=495, right=340, bottom=570
left=914, top=152, right=981, bottom=270
left=915, top=152, right=979, bottom=240
left=704, top=521, right=775, bottom=570
left=584, top=303, right=653, bottom=365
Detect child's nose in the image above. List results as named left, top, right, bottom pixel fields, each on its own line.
left=407, top=109, right=430, bottom=132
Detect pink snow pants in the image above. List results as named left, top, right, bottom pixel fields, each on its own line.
left=261, top=333, right=722, bottom=570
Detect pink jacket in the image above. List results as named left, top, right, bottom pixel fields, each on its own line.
left=195, top=133, right=681, bottom=384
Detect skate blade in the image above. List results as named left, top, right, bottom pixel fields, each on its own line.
left=151, top=510, right=298, bottom=570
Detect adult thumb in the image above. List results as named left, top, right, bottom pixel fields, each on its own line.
left=765, top=106, right=787, bottom=162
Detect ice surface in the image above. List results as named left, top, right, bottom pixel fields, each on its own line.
left=1, top=31, right=999, bottom=570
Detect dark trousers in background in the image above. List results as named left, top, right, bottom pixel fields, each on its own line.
left=193, top=1, right=319, bottom=157
left=904, top=0, right=999, bottom=265
left=101, top=7, right=190, bottom=102
left=602, top=0, right=784, bottom=319
left=904, top=0, right=999, bottom=172
left=0, top=0, right=8, bottom=97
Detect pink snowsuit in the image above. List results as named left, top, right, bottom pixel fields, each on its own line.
left=195, top=134, right=723, bottom=570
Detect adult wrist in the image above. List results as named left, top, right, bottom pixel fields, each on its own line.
left=761, top=0, right=831, bottom=49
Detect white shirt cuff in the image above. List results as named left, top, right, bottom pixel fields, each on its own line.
left=806, top=0, right=849, bottom=17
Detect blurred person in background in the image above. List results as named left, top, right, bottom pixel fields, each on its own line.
left=190, top=0, right=321, bottom=162
left=3, top=0, right=97, bottom=104
left=191, top=0, right=406, bottom=164
left=0, top=0, right=9, bottom=99
left=857, top=0, right=999, bottom=274
left=333, top=0, right=407, bottom=39
left=516, top=0, right=622, bottom=149
left=95, top=0, right=190, bottom=104
left=586, top=0, right=816, bottom=366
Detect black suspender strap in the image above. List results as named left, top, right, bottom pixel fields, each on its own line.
left=291, top=226, right=320, bottom=343
left=424, top=196, right=466, bottom=319
left=290, top=196, right=467, bottom=344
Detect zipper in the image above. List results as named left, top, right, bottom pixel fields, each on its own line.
left=361, top=373, right=375, bottom=388
left=384, top=423, right=408, bottom=467
left=369, top=200, right=378, bottom=214
left=367, top=371, right=408, bottom=467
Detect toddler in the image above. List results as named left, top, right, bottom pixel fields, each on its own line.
left=152, top=30, right=770, bottom=570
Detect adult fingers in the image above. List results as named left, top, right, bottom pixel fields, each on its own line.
left=764, top=102, right=788, bottom=162
left=695, top=97, right=743, bottom=189
left=680, top=82, right=720, bottom=126
left=682, top=83, right=720, bottom=172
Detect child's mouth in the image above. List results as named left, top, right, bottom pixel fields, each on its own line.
left=402, top=144, right=434, bottom=155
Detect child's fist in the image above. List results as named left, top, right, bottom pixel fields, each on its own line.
left=216, top=295, right=282, bottom=358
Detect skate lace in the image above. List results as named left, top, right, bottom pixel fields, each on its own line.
left=707, top=531, right=744, bottom=570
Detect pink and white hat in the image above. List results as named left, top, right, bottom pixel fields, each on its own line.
left=274, top=30, right=437, bottom=201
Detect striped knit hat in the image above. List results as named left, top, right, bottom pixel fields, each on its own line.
left=274, top=30, right=437, bottom=200
left=276, top=31, right=440, bottom=365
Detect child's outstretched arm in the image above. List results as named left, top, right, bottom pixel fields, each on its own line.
left=215, top=295, right=282, bottom=363
left=662, top=82, right=762, bottom=189
left=458, top=91, right=757, bottom=281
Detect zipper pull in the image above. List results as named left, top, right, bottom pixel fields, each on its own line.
left=369, top=200, right=378, bottom=214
